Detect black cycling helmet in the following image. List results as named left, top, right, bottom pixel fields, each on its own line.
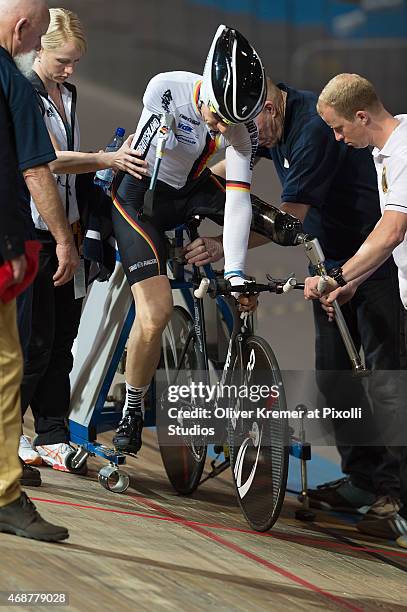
left=200, top=25, right=266, bottom=124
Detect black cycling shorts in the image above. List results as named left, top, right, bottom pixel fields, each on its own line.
left=111, top=169, right=227, bottom=286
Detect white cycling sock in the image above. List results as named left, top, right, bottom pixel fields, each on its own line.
left=122, top=382, right=149, bottom=418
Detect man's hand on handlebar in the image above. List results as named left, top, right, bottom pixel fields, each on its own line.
left=303, top=275, right=337, bottom=300
left=184, top=236, right=223, bottom=265
left=237, top=294, right=259, bottom=313
left=226, top=275, right=259, bottom=313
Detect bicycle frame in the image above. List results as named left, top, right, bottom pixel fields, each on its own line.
left=173, top=222, right=257, bottom=386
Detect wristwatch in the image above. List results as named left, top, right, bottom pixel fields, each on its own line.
left=327, top=266, right=347, bottom=287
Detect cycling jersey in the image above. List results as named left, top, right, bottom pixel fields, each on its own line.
left=114, top=71, right=258, bottom=278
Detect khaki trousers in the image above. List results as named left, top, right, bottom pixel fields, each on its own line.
left=0, top=299, right=22, bottom=507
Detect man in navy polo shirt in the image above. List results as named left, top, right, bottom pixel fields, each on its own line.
left=253, top=77, right=403, bottom=520
left=0, top=0, right=79, bottom=490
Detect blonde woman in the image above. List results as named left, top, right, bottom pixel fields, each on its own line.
left=19, top=8, right=146, bottom=473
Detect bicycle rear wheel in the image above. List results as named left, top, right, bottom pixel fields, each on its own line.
left=228, top=336, right=289, bottom=531
left=157, top=306, right=207, bottom=494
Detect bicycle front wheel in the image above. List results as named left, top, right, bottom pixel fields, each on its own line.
left=157, top=306, right=207, bottom=495
left=228, top=336, right=289, bottom=531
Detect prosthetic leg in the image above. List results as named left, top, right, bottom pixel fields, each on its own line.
left=250, top=197, right=368, bottom=376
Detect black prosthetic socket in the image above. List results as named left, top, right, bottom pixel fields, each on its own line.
left=250, top=195, right=303, bottom=247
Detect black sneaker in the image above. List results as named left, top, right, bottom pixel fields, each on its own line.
left=20, top=459, right=41, bottom=487
left=357, top=512, right=407, bottom=540
left=0, top=492, right=69, bottom=542
left=304, top=477, right=375, bottom=514
left=113, top=413, right=143, bottom=453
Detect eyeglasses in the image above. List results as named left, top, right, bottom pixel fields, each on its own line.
left=208, top=103, right=234, bottom=126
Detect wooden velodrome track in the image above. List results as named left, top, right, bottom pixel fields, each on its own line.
left=2, top=5, right=404, bottom=608
left=2, top=419, right=407, bottom=612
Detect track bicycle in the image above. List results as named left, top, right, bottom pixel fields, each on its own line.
left=157, top=216, right=306, bottom=531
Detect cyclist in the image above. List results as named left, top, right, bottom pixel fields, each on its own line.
left=111, top=25, right=266, bottom=453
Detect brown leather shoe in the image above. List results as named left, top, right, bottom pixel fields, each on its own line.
left=0, top=493, right=68, bottom=542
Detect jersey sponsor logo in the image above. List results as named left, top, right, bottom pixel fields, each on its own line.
left=129, top=258, right=158, bottom=272
left=134, top=115, right=161, bottom=157
left=179, top=113, right=200, bottom=126
left=245, top=120, right=258, bottom=171
left=175, top=134, right=197, bottom=145
left=161, top=89, right=173, bottom=112
left=177, top=121, right=193, bottom=133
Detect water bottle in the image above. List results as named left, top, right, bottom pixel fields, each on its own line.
left=94, top=127, right=126, bottom=194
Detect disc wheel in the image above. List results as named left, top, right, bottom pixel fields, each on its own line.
left=228, top=336, right=289, bottom=531
left=157, top=306, right=207, bottom=494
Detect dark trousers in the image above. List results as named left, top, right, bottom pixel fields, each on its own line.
left=16, top=223, right=36, bottom=360
left=399, top=311, right=407, bottom=519
left=16, top=284, right=33, bottom=360
left=21, top=231, right=83, bottom=445
left=313, top=265, right=402, bottom=497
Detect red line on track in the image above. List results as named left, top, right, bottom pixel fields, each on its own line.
left=127, top=494, right=364, bottom=612
left=31, top=496, right=407, bottom=559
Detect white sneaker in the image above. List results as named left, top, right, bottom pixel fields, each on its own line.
left=35, top=443, right=75, bottom=472
left=19, top=435, right=42, bottom=466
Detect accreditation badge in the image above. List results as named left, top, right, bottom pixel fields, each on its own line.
left=382, top=166, right=388, bottom=193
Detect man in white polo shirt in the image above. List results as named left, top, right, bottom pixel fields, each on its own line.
left=303, top=73, right=407, bottom=548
